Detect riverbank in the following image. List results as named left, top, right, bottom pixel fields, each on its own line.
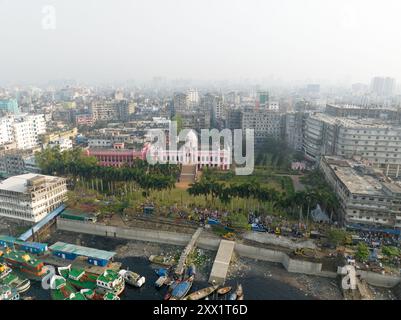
left=35, top=230, right=343, bottom=300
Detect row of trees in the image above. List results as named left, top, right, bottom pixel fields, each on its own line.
left=35, top=147, right=180, bottom=194
left=188, top=171, right=339, bottom=226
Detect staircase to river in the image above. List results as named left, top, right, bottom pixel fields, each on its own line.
left=179, top=164, right=197, bottom=184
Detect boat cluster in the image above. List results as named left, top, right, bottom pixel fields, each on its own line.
left=149, top=255, right=244, bottom=301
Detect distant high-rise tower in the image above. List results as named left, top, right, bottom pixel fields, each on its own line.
left=370, top=77, right=396, bottom=96
left=173, top=92, right=188, bottom=115
left=186, top=89, right=200, bottom=109
left=256, top=91, right=269, bottom=109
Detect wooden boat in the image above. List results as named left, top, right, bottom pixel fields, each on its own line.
left=149, top=255, right=175, bottom=267
left=170, top=280, right=193, bottom=300
left=217, top=286, right=232, bottom=295
left=183, top=285, right=218, bottom=300
left=235, top=284, right=244, bottom=300
left=164, top=279, right=179, bottom=299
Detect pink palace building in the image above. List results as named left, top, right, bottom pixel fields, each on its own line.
left=85, top=131, right=231, bottom=170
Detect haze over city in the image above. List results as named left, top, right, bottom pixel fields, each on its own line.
left=2, top=0, right=401, bottom=306
left=1, top=0, right=401, bottom=86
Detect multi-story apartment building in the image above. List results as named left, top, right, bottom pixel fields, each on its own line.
left=0, top=173, right=67, bottom=222
left=0, top=99, right=19, bottom=115
left=325, top=104, right=401, bottom=122
left=0, top=114, right=46, bottom=150
left=48, top=138, right=73, bottom=151
left=0, top=117, right=14, bottom=145
left=320, top=156, right=401, bottom=229
left=226, top=110, right=243, bottom=130
left=284, top=112, right=308, bottom=151
left=75, top=113, right=95, bottom=126
left=303, top=113, right=401, bottom=177
left=180, top=112, right=211, bottom=132
left=0, top=150, right=40, bottom=177
left=13, top=114, right=46, bottom=150
left=89, top=100, right=119, bottom=121
left=173, top=93, right=188, bottom=115
left=241, top=110, right=282, bottom=143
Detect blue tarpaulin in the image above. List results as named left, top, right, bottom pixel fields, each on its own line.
left=346, top=223, right=401, bottom=236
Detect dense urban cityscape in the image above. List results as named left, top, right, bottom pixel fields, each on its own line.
left=1, top=0, right=401, bottom=309
left=0, top=79, right=400, bottom=301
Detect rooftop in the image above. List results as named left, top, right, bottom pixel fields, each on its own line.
left=49, top=241, right=115, bottom=261
left=310, top=113, right=400, bottom=129
left=0, top=174, right=65, bottom=193
left=323, top=156, right=401, bottom=196
left=333, top=166, right=383, bottom=195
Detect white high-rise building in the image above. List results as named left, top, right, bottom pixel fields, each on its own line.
left=0, top=114, right=46, bottom=150
left=0, top=117, right=14, bottom=145
left=370, top=77, right=396, bottom=97
left=186, top=89, right=200, bottom=109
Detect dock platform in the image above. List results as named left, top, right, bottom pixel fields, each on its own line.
left=208, top=240, right=235, bottom=285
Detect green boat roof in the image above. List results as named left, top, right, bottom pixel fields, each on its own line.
left=103, top=292, right=118, bottom=300
left=67, top=292, right=86, bottom=300
left=54, top=278, right=66, bottom=289
left=49, top=242, right=115, bottom=261
left=2, top=250, right=43, bottom=267
left=97, top=270, right=119, bottom=283
left=69, top=268, right=85, bottom=279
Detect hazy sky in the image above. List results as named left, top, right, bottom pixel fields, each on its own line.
left=1, top=0, right=401, bottom=85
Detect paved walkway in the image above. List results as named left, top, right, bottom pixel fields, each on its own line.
left=275, top=174, right=306, bottom=192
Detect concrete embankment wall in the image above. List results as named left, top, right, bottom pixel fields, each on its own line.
left=57, top=218, right=192, bottom=246
left=357, top=270, right=401, bottom=288
left=57, top=219, right=401, bottom=286
left=234, top=243, right=325, bottom=276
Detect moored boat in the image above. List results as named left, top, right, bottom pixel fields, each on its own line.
left=0, top=249, right=48, bottom=281
left=58, top=265, right=125, bottom=296
left=235, top=284, right=243, bottom=300
left=155, top=275, right=168, bottom=288
left=0, top=284, right=19, bottom=300
left=183, top=285, right=218, bottom=300
left=66, top=292, right=87, bottom=300
left=229, top=292, right=237, bottom=300
left=149, top=255, right=175, bottom=267
left=0, top=263, right=31, bottom=293
left=217, top=286, right=232, bottom=295
left=49, top=275, right=79, bottom=300
left=103, top=292, right=120, bottom=300
left=170, top=280, right=193, bottom=300
left=119, top=269, right=145, bottom=288
left=155, top=268, right=168, bottom=277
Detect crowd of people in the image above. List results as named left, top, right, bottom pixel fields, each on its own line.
left=354, top=230, right=400, bottom=248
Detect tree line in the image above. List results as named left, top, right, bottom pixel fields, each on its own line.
left=35, top=147, right=180, bottom=193
left=188, top=171, right=339, bottom=224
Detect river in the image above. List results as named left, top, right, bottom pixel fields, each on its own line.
left=24, top=231, right=340, bottom=300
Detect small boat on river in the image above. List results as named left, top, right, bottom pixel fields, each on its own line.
left=183, top=285, right=218, bottom=300
left=119, top=269, right=145, bottom=288
left=217, top=286, right=232, bottom=295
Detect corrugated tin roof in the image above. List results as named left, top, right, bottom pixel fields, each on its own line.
left=49, top=241, right=115, bottom=261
